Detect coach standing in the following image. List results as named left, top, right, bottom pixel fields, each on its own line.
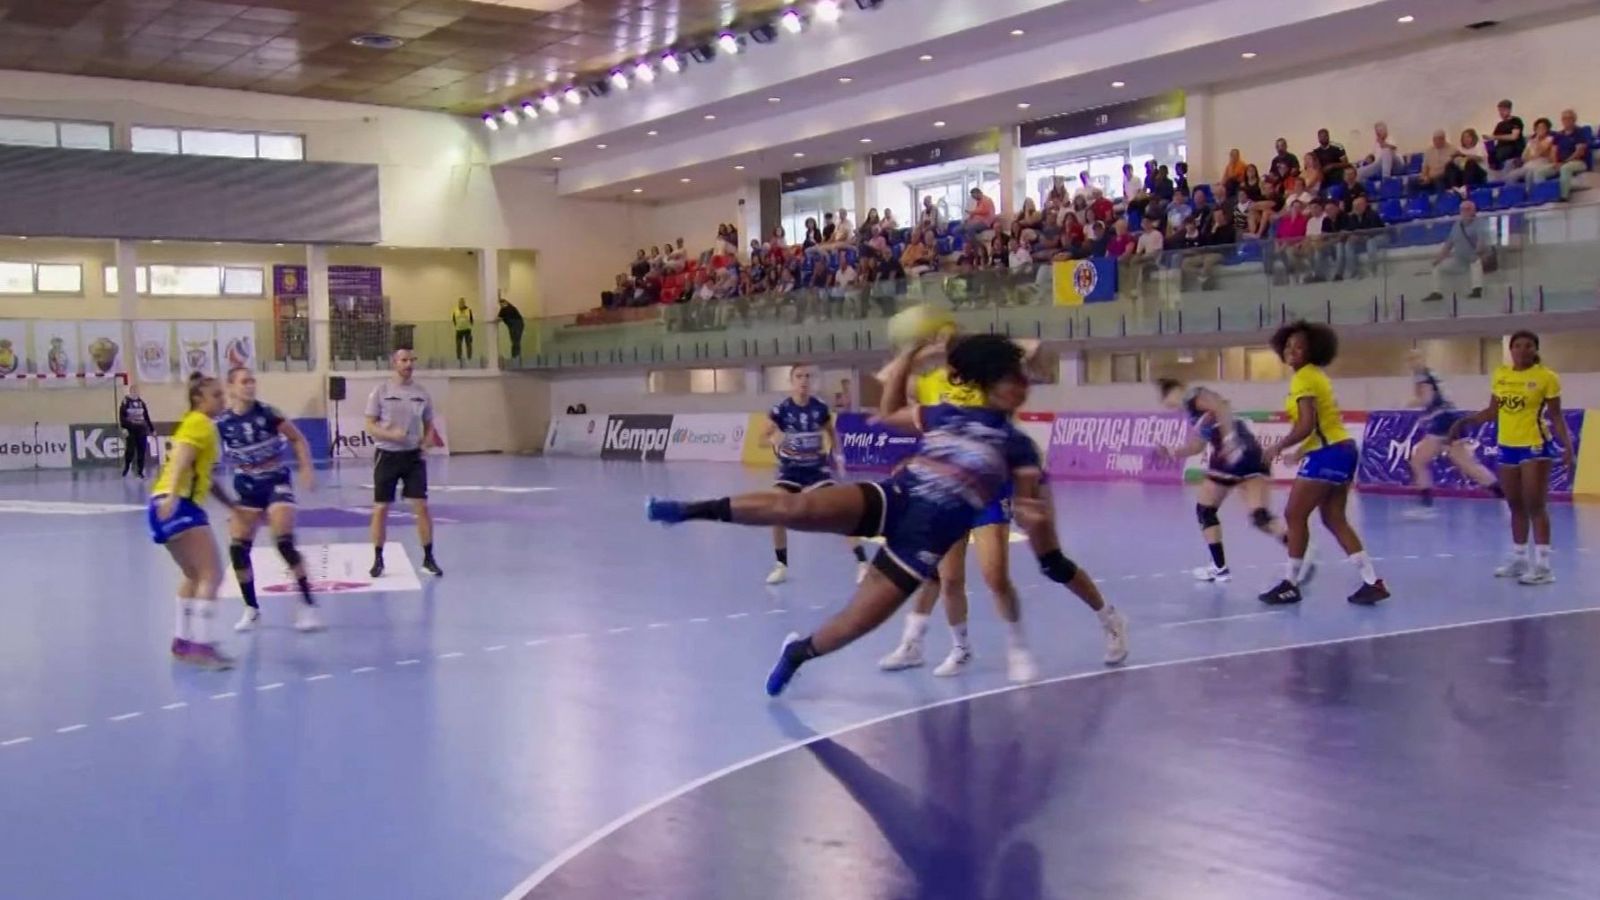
left=365, top=348, right=443, bottom=579
left=119, top=383, right=152, bottom=478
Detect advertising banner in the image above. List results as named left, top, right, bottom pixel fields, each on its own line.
left=834, top=411, right=920, bottom=470
left=0, top=319, right=27, bottom=385
left=32, top=320, right=78, bottom=387
left=214, top=320, right=256, bottom=372
left=544, top=414, right=609, bottom=458
left=1016, top=412, right=1055, bottom=462
left=600, top=414, right=673, bottom=461
left=175, top=321, right=217, bottom=379
left=0, top=424, right=72, bottom=471
left=132, top=320, right=172, bottom=384
left=1358, top=409, right=1585, bottom=495
left=665, top=414, right=749, bottom=462
left=1046, top=412, right=1190, bottom=483
left=331, top=378, right=451, bottom=459
left=78, top=321, right=125, bottom=379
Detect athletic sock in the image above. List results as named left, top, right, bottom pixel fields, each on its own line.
left=1349, top=551, right=1378, bottom=585
left=422, top=543, right=435, bottom=562
left=191, top=601, right=215, bottom=645
left=949, top=621, right=970, bottom=650
left=1534, top=544, right=1551, bottom=567
left=783, top=635, right=820, bottom=664
left=852, top=545, right=867, bottom=563
left=174, top=597, right=192, bottom=641
left=373, top=546, right=385, bottom=564
left=297, top=576, right=316, bottom=606
left=1095, top=605, right=1119, bottom=625
left=902, top=611, right=930, bottom=644
left=238, top=577, right=259, bottom=611
left=1512, top=543, right=1529, bottom=561
left=1285, top=558, right=1304, bottom=585
left=1419, top=488, right=1434, bottom=508
left=1005, top=620, right=1026, bottom=649
left=775, top=547, right=789, bottom=566
left=1207, top=541, right=1227, bottom=570
left=683, top=498, right=734, bottom=522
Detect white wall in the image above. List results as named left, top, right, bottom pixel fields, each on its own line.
left=629, top=191, right=746, bottom=257
left=1200, top=13, right=1600, bottom=180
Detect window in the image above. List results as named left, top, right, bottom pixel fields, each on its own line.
left=1109, top=353, right=1142, bottom=383
left=689, top=368, right=745, bottom=394
left=132, top=125, right=305, bottom=160
left=103, top=266, right=150, bottom=295
left=35, top=264, right=82, bottom=294
left=104, top=264, right=262, bottom=297
left=0, top=117, right=111, bottom=151
left=0, top=262, right=33, bottom=294
left=762, top=364, right=794, bottom=393
left=223, top=266, right=265, bottom=296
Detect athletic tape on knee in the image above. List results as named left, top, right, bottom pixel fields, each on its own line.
left=1250, top=508, right=1276, bottom=531
left=1196, top=504, right=1221, bottom=529
left=229, top=538, right=253, bottom=572
left=1038, top=549, right=1079, bottom=585
left=276, top=534, right=303, bottom=569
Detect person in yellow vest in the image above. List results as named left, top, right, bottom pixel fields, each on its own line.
left=451, top=298, right=475, bottom=363
left=147, top=373, right=234, bottom=670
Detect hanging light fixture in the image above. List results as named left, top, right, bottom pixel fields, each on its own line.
left=660, top=50, right=683, bottom=73
left=481, top=113, right=499, bottom=131
left=499, top=107, right=519, bottom=126
left=540, top=94, right=561, bottom=114
left=814, top=0, right=842, bottom=23
left=633, top=60, right=655, bottom=83
left=563, top=86, right=583, bottom=105
left=519, top=100, right=538, bottom=120
left=609, top=69, right=630, bottom=90
left=717, top=32, right=740, bottom=54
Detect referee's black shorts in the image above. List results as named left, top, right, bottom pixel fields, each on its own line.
left=373, top=448, right=428, bottom=504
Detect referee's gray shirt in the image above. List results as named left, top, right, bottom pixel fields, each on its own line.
left=365, top=380, right=434, bottom=452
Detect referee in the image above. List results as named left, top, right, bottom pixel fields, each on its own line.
left=365, top=348, right=442, bottom=578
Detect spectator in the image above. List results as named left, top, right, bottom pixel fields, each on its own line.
left=1122, top=215, right=1164, bottom=300
left=495, top=296, right=524, bottom=359
left=820, top=211, right=837, bottom=242
left=881, top=208, right=900, bottom=232
left=1298, top=153, right=1324, bottom=198
left=802, top=217, right=823, bottom=250
left=901, top=232, right=936, bottom=277
left=1222, top=149, right=1248, bottom=190
left=451, top=297, right=475, bottom=361
left=963, top=187, right=997, bottom=238
left=1456, top=128, right=1491, bottom=187
left=1416, top=129, right=1460, bottom=191
left=1182, top=207, right=1236, bottom=290
left=1337, top=195, right=1385, bottom=280
left=1422, top=200, right=1491, bottom=301
left=665, top=237, right=687, bottom=272
left=861, top=208, right=882, bottom=235
left=920, top=195, right=948, bottom=231
left=1489, top=99, right=1525, bottom=172
left=1121, top=162, right=1142, bottom=201
left=1191, top=187, right=1216, bottom=235
left=693, top=271, right=716, bottom=302
left=1270, top=138, right=1300, bottom=177
left=629, top=249, right=649, bottom=279
left=1355, top=121, right=1401, bottom=180
left=1339, top=167, right=1367, bottom=209
left=1016, top=197, right=1044, bottom=232
left=1150, top=165, right=1176, bottom=201
left=1304, top=198, right=1343, bottom=282
left=1551, top=108, right=1592, bottom=199
left=1266, top=198, right=1310, bottom=283
left=1007, top=236, right=1034, bottom=275
left=1502, top=117, right=1558, bottom=187
left=834, top=209, right=854, bottom=244
left=648, top=245, right=663, bottom=267
left=1142, top=159, right=1160, bottom=193
left=1307, top=128, right=1350, bottom=180
left=723, top=223, right=740, bottom=251
left=1240, top=164, right=1275, bottom=237
left=834, top=255, right=859, bottom=315
left=1085, top=220, right=1111, bottom=258
left=1089, top=189, right=1114, bottom=224
left=1165, top=189, right=1193, bottom=233
left=1174, top=161, right=1190, bottom=194
left=1074, top=170, right=1094, bottom=200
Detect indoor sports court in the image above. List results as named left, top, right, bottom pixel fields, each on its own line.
left=2, top=457, right=1597, bottom=899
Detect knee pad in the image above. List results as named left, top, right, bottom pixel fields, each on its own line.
left=276, top=534, right=303, bottom=569
left=1250, top=508, right=1277, bottom=531
left=1038, top=549, right=1079, bottom=586
left=1196, top=504, right=1221, bottom=530
left=229, top=538, right=253, bottom=572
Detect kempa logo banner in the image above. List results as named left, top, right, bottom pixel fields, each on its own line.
left=69, top=422, right=171, bottom=471
left=601, top=415, right=674, bottom=461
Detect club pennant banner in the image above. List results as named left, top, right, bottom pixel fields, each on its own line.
left=0, top=319, right=27, bottom=387
left=174, top=321, right=217, bottom=379
left=78, top=321, right=126, bottom=379
left=214, top=320, right=256, bottom=373
left=32, top=320, right=78, bottom=388
left=132, top=320, right=172, bottom=384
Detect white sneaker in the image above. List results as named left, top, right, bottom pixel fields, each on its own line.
left=933, top=646, right=973, bottom=677
left=856, top=561, right=869, bottom=584
left=1495, top=557, right=1529, bottom=579
left=765, top=562, right=789, bottom=585
left=1101, top=607, right=1129, bottom=666
left=1006, top=646, right=1039, bottom=683
left=1518, top=565, right=1554, bottom=586
left=878, top=641, right=924, bottom=671
left=294, top=605, right=325, bottom=632
left=233, top=608, right=261, bottom=633
left=1402, top=506, right=1438, bottom=520
left=1193, top=565, right=1231, bottom=583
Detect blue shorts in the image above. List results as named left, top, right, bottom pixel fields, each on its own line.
left=972, top=482, right=1013, bottom=529
left=1297, top=441, right=1358, bottom=485
left=1424, top=409, right=1465, bottom=439
left=234, top=471, right=295, bottom=509
left=857, top=480, right=975, bottom=593
left=775, top=465, right=834, bottom=492
left=1498, top=443, right=1552, bottom=466
left=148, top=496, right=209, bottom=545
left=1207, top=445, right=1269, bottom=484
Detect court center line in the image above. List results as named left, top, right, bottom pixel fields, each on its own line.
left=107, top=711, right=143, bottom=722
left=210, top=692, right=236, bottom=701
left=306, top=674, right=334, bottom=682
left=161, top=702, right=187, bottom=711
left=256, top=683, right=284, bottom=692
left=438, top=652, right=465, bottom=660
left=351, top=666, right=377, bottom=674
left=395, top=659, right=421, bottom=666
left=56, top=724, right=88, bottom=734
left=498, top=602, right=1600, bottom=899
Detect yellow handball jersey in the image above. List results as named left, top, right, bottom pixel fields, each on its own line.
left=1492, top=363, right=1561, bottom=448
left=151, top=410, right=219, bottom=501
left=1285, top=364, right=1351, bottom=450
left=914, top=367, right=984, bottom=408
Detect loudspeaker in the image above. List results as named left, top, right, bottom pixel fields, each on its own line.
left=328, top=376, right=346, bottom=402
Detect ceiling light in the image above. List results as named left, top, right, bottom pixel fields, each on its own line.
left=680, top=177, right=692, bottom=183
left=633, top=61, right=655, bottom=83
left=499, top=107, right=518, bottom=126
left=1111, top=80, right=1126, bottom=88
left=933, top=120, right=946, bottom=127
left=768, top=96, right=782, bottom=103
left=859, top=137, right=872, bottom=143
left=540, top=94, right=561, bottom=114
left=838, top=76, right=853, bottom=83
left=780, top=9, right=805, bottom=33
left=793, top=151, right=806, bottom=158
left=1397, top=15, right=1415, bottom=23
left=481, top=113, right=499, bottom=131
left=1017, top=102, right=1031, bottom=109
left=563, top=87, right=583, bottom=105
left=520, top=101, right=538, bottom=119
left=1010, top=28, right=1025, bottom=36
left=717, top=32, right=740, bottom=54
left=545, top=72, right=560, bottom=83
left=1240, top=51, right=1257, bottom=59
left=632, top=188, right=644, bottom=194
left=551, top=156, right=563, bottom=162
left=647, top=129, right=659, bottom=136
left=609, top=69, right=629, bottom=90
left=918, top=54, right=933, bottom=61
left=596, top=144, right=607, bottom=149
left=814, top=1, right=842, bottom=23
left=734, top=165, right=746, bottom=170
left=660, top=51, right=683, bottom=73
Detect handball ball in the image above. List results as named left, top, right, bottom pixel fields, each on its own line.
left=886, top=304, right=954, bottom=348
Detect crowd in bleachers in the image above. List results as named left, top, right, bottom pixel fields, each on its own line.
left=588, top=98, right=1592, bottom=326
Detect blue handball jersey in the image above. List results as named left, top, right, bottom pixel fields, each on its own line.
left=898, top=404, right=1039, bottom=510
left=216, top=401, right=289, bottom=477
left=770, top=396, right=833, bottom=471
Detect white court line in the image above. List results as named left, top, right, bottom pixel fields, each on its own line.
left=107, top=711, right=143, bottom=722
left=726, top=613, right=749, bottom=620
left=484, top=645, right=508, bottom=652
left=306, top=674, right=334, bottom=682
left=56, top=724, right=88, bottom=734
left=689, top=618, right=711, bottom=624
left=351, top=666, right=377, bottom=674
left=210, top=692, right=236, bottom=701
left=162, top=702, right=187, bottom=711
left=395, top=659, right=421, bottom=667
left=607, top=627, right=633, bottom=635
left=1163, top=610, right=1290, bottom=628
left=256, top=683, right=284, bottom=692
left=765, top=609, right=786, bottom=615
left=810, top=604, right=825, bottom=610
left=438, top=652, right=465, bottom=660
left=498, top=602, right=1600, bottom=900
left=647, top=623, right=670, bottom=630
left=525, top=639, right=550, bottom=647
left=1, top=737, right=32, bottom=748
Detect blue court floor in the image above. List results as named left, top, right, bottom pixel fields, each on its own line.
left=1, top=457, right=1598, bottom=899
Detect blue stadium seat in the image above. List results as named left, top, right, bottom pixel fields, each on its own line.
left=1580, top=125, right=1595, bottom=146
left=1395, top=223, right=1427, bottom=247
left=891, top=242, right=906, bottom=260
left=1379, top=178, right=1405, bottom=200
left=1434, top=191, right=1462, bottom=217
left=936, top=237, right=953, bottom=255
left=1193, top=185, right=1213, bottom=205
left=1234, top=241, right=1263, bottom=263
left=945, top=221, right=963, bottom=238
left=1405, top=152, right=1424, bottom=175
left=951, top=234, right=966, bottom=251
left=1469, top=187, right=1495, bottom=210
left=1495, top=183, right=1527, bottom=208
left=1327, top=183, right=1346, bottom=202
left=1365, top=178, right=1382, bottom=196
left=1378, top=198, right=1408, bottom=224
left=1528, top=179, right=1563, bottom=206
left=1426, top=221, right=1454, bottom=244
left=1405, top=194, right=1433, bottom=219
left=1127, top=209, right=1142, bottom=231
left=844, top=248, right=859, bottom=265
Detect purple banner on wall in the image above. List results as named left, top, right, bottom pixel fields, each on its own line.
left=1358, top=409, right=1584, bottom=496
left=1045, top=412, right=1190, bottom=483
left=835, top=412, right=920, bottom=470
left=329, top=265, right=383, bottom=298
left=273, top=264, right=308, bottom=297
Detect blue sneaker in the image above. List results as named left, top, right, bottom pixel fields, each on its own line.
left=646, top=496, right=687, bottom=525
left=766, top=632, right=804, bottom=697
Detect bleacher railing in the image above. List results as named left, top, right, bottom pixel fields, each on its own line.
left=505, top=202, right=1600, bottom=370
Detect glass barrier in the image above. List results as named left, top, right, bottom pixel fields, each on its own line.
left=327, top=320, right=498, bottom=372
left=508, top=202, right=1600, bottom=370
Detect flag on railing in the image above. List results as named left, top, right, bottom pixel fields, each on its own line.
left=1052, top=258, right=1117, bottom=306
